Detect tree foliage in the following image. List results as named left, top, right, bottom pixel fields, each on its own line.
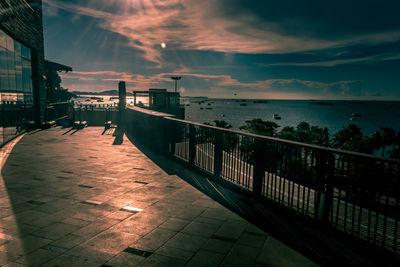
left=332, top=124, right=372, bottom=154
left=239, top=118, right=279, bottom=137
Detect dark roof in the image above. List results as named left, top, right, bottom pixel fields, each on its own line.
left=45, top=60, right=72, bottom=72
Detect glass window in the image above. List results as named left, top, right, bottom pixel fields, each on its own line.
left=6, top=35, right=14, bottom=52
left=7, top=49, right=16, bottom=92
left=0, top=30, right=6, bottom=49
left=21, top=44, right=31, bottom=60
left=14, top=40, right=21, bottom=56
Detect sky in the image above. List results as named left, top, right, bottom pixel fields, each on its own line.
left=42, top=0, right=400, bottom=100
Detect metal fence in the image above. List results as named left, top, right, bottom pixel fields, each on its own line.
left=127, top=107, right=400, bottom=255
left=1, top=101, right=71, bottom=147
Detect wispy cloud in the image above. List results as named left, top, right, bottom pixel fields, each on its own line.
left=61, top=69, right=367, bottom=99
left=43, top=0, right=400, bottom=67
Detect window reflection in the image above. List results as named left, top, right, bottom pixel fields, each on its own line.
left=0, top=29, right=34, bottom=145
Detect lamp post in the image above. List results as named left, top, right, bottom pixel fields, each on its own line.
left=170, top=76, right=181, bottom=93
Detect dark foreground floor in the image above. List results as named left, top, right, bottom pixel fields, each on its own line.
left=0, top=127, right=317, bottom=266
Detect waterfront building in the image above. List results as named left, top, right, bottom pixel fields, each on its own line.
left=0, top=0, right=69, bottom=146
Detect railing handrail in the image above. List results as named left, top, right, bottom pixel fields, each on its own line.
left=164, top=116, right=400, bottom=164
left=47, top=101, right=70, bottom=106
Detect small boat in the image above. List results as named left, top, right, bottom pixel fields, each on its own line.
left=240, top=103, right=247, bottom=106
left=352, top=113, right=361, bottom=117
left=350, top=117, right=357, bottom=121
left=253, top=100, right=269, bottom=104
left=206, top=107, right=213, bottom=110
left=273, top=114, right=281, bottom=120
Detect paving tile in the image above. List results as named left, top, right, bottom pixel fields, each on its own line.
left=163, top=232, right=207, bottom=252
left=32, top=223, right=81, bottom=240
left=72, top=219, right=120, bottom=238
left=130, top=228, right=177, bottom=252
left=15, top=248, right=60, bottom=266
left=40, top=254, right=99, bottom=267
left=155, top=245, right=194, bottom=260
left=256, top=237, right=318, bottom=267
left=237, top=232, right=267, bottom=248
left=159, top=218, right=190, bottom=232
left=84, top=230, right=140, bottom=254
left=139, top=253, right=186, bottom=267
left=0, top=128, right=316, bottom=267
left=201, top=238, right=234, bottom=254
left=186, top=249, right=225, bottom=267
left=105, top=251, right=145, bottom=266
left=220, top=244, right=260, bottom=267
left=214, top=219, right=249, bottom=240
left=50, top=234, right=87, bottom=249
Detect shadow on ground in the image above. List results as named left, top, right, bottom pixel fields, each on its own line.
left=124, top=130, right=397, bottom=267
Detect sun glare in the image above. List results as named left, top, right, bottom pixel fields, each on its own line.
left=161, top=42, right=166, bottom=48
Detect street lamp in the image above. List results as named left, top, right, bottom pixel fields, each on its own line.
left=170, top=76, right=181, bottom=93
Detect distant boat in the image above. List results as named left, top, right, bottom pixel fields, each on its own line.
left=240, top=103, right=247, bottom=106
left=309, top=101, right=333, bottom=106
left=350, top=117, right=357, bottom=121
left=352, top=113, right=361, bottom=117
left=206, top=107, right=213, bottom=110
left=253, top=100, right=269, bottom=104
left=273, top=114, right=281, bottom=120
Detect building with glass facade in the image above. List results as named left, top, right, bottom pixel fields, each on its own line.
left=0, top=0, right=46, bottom=146
left=0, top=30, right=33, bottom=104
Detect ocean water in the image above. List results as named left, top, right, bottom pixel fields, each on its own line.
left=73, top=95, right=400, bottom=136
left=182, top=98, right=400, bottom=136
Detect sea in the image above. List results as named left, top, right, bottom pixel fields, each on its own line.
left=73, top=95, right=400, bottom=136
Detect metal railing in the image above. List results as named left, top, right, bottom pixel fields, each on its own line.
left=45, top=101, right=71, bottom=122
left=126, top=106, right=400, bottom=256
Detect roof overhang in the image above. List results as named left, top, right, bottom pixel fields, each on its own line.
left=45, top=60, right=72, bottom=72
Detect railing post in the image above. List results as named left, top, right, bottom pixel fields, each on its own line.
left=168, top=120, right=176, bottom=155
left=188, top=124, right=196, bottom=164
left=315, top=151, right=335, bottom=223
left=322, top=153, right=335, bottom=223
left=214, top=130, right=223, bottom=177
left=253, top=138, right=266, bottom=195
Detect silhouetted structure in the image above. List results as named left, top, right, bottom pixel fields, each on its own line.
left=132, top=89, right=184, bottom=119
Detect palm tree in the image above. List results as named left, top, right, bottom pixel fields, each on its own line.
left=369, top=131, right=383, bottom=152
left=380, top=127, right=396, bottom=157
left=332, top=124, right=371, bottom=153
left=239, top=118, right=279, bottom=137
left=389, top=131, right=400, bottom=159
left=213, top=120, right=232, bottom=129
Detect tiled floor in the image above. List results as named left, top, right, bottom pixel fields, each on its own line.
left=0, top=127, right=317, bottom=266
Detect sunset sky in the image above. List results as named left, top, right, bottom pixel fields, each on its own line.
left=42, top=0, right=400, bottom=99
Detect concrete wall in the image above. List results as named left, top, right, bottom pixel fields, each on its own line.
left=0, top=0, right=46, bottom=123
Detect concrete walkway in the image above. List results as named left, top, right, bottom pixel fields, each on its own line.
left=0, top=127, right=317, bottom=266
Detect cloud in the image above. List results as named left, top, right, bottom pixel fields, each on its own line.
left=44, top=0, right=400, bottom=67
left=61, top=68, right=367, bottom=99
